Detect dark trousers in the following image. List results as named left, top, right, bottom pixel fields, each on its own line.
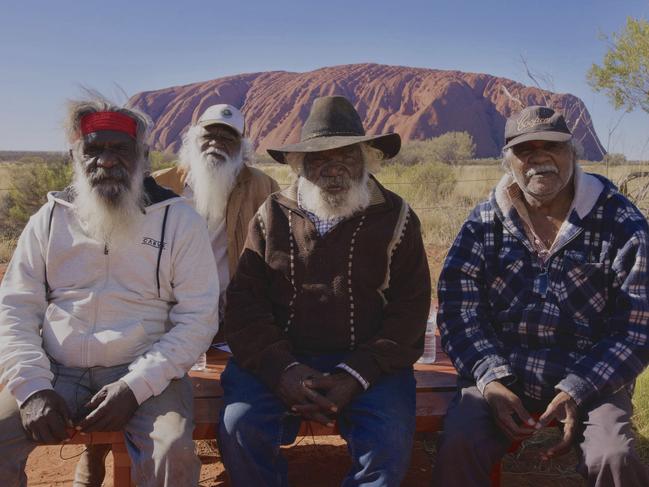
left=432, top=383, right=649, bottom=487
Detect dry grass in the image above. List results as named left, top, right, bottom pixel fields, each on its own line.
left=0, top=163, right=12, bottom=198
left=634, top=370, right=649, bottom=461
left=0, top=236, right=17, bottom=263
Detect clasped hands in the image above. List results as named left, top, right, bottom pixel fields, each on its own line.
left=19, top=380, right=138, bottom=444
left=276, top=364, right=362, bottom=426
left=483, top=381, right=578, bottom=460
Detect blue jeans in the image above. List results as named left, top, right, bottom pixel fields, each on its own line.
left=218, top=355, right=416, bottom=487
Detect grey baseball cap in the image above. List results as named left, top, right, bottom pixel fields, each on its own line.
left=503, top=106, right=572, bottom=150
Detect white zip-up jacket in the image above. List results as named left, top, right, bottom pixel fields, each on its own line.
left=0, top=178, right=219, bottom=405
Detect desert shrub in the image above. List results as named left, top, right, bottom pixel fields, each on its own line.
left=256, top=163, right=295, bottom=188
left=602, top=153, right=628, bottom=166
left=390, top=132, right=476, bottom=166
left=376, top=161, right=456, bottom=206
left=149, top=151, right=177, bottom=172
left=0, top=159, right=72, bottom=237
left=0, top=235, right=17, bottom=263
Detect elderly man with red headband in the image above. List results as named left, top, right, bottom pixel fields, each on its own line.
left=0, top=96, right=219, bottom=486
left=75, top=104, right=280, bottom=486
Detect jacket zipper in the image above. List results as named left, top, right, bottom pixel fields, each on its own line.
left=86, top=243, right=109, bottom=366
left=535, top=227, right=584, bottom=298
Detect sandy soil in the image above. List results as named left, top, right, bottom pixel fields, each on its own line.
left=25, top=437, right=428, bottom=486
left=24, top=433, right=584, bottom=486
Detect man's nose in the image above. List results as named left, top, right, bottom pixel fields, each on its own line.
left=96, top=153, right=119, bottom=169
left=528, top=149, right=551, bottom=164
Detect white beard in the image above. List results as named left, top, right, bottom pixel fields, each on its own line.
left=71, top=160, right=145, bottom=247
left=298, top=170, right=370, bottom=220
left=180, top=136, right=243, bottom=231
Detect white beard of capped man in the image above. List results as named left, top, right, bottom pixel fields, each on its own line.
left=178, top=124, right=252, bottom=231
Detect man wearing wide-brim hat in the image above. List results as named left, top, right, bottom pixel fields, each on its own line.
left=218, top=95, right=431, bottom=486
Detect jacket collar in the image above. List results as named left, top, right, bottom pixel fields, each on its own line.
left=491, top=165, right=610, bottom=252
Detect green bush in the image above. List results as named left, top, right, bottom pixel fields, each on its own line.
left=603, top=153, right=628, bottom=166
left=0, top=159, right=72, bottom=237
left=149, top=151, right=177, bottom=172
left=376, top=161, right=456, bottom=205
left=389, top=132, right=476, bottom=166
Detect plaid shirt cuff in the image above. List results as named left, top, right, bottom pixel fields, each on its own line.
left=336, top=363, right=370, bottom=390
left=475, top=363, right=515, bottom=395
left=556, top=374, right=597, bottom=406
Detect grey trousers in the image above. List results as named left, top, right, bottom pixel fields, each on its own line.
left=0, top=362, right=200, bottom=487
left=432, top=383, right=649, bottom=487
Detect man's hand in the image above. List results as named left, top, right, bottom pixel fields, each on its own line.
left=538, top=391, right=579, bottom=460
left=77, top=380, right=138, bottom=433
left=276, top=364, right=337, bottom=426
left=483, top=381, right=537, bottom=441
left=19, top=389, right=72, bottom=444
left=300, top=371, right=362, bottom=413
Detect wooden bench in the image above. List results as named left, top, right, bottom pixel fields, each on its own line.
left=64, top=335, right=459, bottom=486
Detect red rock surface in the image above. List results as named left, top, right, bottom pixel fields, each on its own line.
left=130, top=63, right=605, bottom=160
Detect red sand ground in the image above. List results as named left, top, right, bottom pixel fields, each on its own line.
left=25, top=435, right=584, bottom=487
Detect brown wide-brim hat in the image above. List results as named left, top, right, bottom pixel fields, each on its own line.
left=267, top=96, right=401, bottom=164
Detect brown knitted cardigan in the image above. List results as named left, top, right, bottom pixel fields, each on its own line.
left=224, top=176, right=431, bottom=390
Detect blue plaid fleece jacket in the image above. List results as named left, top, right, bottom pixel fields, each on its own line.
left=438, top=173, right=649, bottom=406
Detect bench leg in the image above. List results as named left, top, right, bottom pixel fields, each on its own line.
left=111, top=440, right=135, bottom=487
left=490, top=461, right=502, bottom=486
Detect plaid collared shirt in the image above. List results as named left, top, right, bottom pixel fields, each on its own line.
left=437, top=173, right=649, bottom=405
left=297, top=192, right=344, bottom=236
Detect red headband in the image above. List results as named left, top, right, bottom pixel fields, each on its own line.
left=80, top=112, right=138, bottom=139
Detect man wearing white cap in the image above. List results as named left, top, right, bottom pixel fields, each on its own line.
left=153, top=104, right=279, bottom=315
left=73, top=104, right=279, bottom=486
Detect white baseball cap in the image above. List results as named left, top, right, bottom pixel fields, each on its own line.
left=197, top=104, right=245, bottom=136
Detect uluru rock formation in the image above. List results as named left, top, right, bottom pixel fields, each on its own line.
left=129, top=63, right=605, bottom=160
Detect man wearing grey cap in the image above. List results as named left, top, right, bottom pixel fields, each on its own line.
left=433, top=106, right=649, bottom=486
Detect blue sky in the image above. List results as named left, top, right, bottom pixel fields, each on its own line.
left=1, top=0, right=648, bottom=159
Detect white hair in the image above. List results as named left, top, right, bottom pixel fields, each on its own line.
left=178, top=124, right=252, bottom=230
left=298, top=170, right=370, bottom=220
left=66, top=94, right=149, bottom=247
left=288, top=142, right=383, bottom=220
left=71, top=152, right=146, bottom=247
left=65, top=93, right=151, bottom=172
